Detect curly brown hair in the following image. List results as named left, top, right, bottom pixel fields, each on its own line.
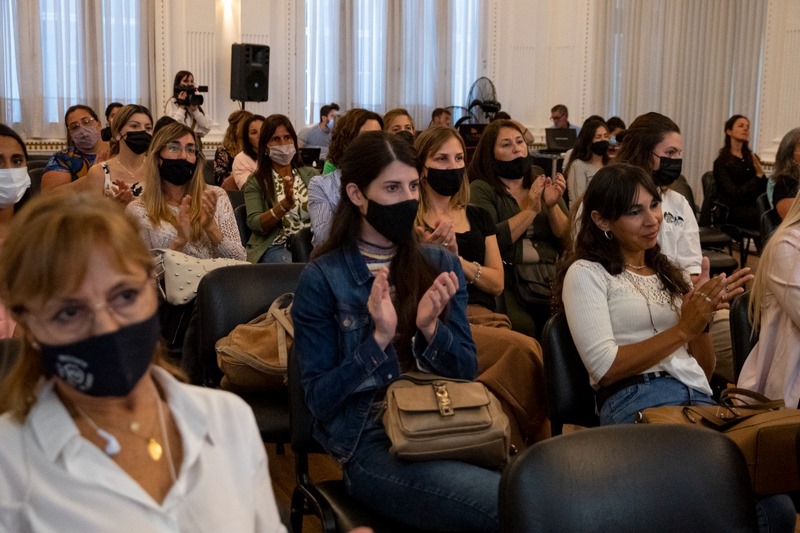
left=326, top=109, right=384, bottom=167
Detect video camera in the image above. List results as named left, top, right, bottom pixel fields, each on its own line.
left=175, top=85, right=208, bottom=107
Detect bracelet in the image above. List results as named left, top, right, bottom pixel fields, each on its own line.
left=469, top=261, right=483, bottom=285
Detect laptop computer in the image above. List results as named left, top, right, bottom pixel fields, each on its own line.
left=298, top=147, right=322, bottom=168
left=543, top=128, right=578, bottom=153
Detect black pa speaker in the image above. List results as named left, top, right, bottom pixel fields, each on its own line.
left=230, top=43, right=270, bottom=102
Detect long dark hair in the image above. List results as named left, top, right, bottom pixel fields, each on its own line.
left=326, top=109, right=384, bottom=167
left=314, top=131, right=439, bottom=369
left=554, top=164, right=690, bottom=310
left=467, top=119, right=532, bottom=195
left=615, top=112, right=680, bottom=173
left=719, top=114, right=752, bottom=162
left=0, top=123, right=28, bottom=162
left=564, top=118, right=609, bottom=176
left=241, top=114, right=266, bottom=160
left=252, top=114, right=303, bottom=202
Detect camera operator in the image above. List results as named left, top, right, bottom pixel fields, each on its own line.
left=164, top=70, right=212, bottom=140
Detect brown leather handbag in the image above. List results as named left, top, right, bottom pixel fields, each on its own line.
left=637, top=388, right=800, bottom=495
left=383, top=372, right=511, bottom=470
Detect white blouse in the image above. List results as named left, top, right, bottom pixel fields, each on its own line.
left=562, top=259, right=711, bottom=395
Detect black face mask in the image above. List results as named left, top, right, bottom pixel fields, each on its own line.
left=101, top=126, right=112, bottom=142
left=123, top=131, right=153, bottom=155
left=493, top=156, right=531, bottom=180
left=591, top=140, right=610, bottom=156
left=159, top=158, right=196, bottom=186
left=426, top=167, right=465, bottom=197
left=39, top=312, right=160, bottom=397
left=653, top=157, right=682, bottom=186
left=364, top=198, right=419, bottom=245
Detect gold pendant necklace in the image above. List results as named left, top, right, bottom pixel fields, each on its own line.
left=73, top=398, right=164, bottom=462
left=115, top=156, right=144, bottom=179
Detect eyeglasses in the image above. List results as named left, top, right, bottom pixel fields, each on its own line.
left=550, top=114, right=564, bottom=122
left=164, top=142, right=198, bottom=156
left=24, top=278, right=154, bottom=343
left=67, top=117, right=97, bottom=133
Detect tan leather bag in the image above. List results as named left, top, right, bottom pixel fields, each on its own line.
left=383, top=372, right=511, bottom=470
left=216, top=293, right=293, bottom=391
left=637, top=388, right=800, bottom=495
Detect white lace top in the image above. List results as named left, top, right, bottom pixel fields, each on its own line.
left=562, top=259, right=711, bottom=394
left=126, top=186, right=246, bottom=261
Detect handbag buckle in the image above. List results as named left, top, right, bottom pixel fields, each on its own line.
left=433, top=382, right=454, bottom=416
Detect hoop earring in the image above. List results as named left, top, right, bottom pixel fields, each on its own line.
left=604, top=230, right=613, bottom=240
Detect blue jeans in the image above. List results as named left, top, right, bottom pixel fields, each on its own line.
left=601, top=375, right=796, bottom=532
left=258, top=243, right=291, bottom=263
left=343, top=423, right=500, bottom=532
left=599, top=374, right=715, bottom=425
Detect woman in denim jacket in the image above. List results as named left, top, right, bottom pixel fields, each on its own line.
left=292, top=131, right=501, bottom=532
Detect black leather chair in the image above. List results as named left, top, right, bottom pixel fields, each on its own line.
left=730, top=290, right=757, bottom=382
left=670, top=175, right=737, bottom=276
left=756, top=192, right=771, bottom=217
left=499, top=424, right=757, bottom=532
left=288, top=346, right=422, bottom=533
left=541, top=312, right=598, bottom=435
left=226, top=189, right=245, bottom=210
left=182, top=263, right=306, bottom=445
left=702, top=171, right=760, bottom=266
left=233, top=203, right=251, bottom=247
left=289, top=226, right=314, bottom=263
left=760, top=208, right=781, bottom=250
left=28, top=167, right=45, bottom=197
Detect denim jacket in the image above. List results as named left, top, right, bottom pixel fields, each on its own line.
left=291, top=242, right=477, bottom=462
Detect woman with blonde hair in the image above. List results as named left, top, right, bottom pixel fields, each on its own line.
left=383, top=108, right=415, bottom=135
left=214, top=109, right=252, bottom=185
left=740, top=192, right=800, bottom=407
left=0, top=192, right=285, bottom=530
left=125, top=122, right=245, bottom=260
left=416, top=125, right=549, bottom=445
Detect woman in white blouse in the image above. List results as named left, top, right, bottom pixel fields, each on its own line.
left=557, top=164, right=750, bottom=425
left=126, top=122, right=245, bottom=261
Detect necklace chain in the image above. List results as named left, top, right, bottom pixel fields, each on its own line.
left=115, top=156, right=144, bottom=179
left=625, top=262, right=647, bottom=270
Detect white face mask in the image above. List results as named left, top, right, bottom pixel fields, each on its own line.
left=0, top=167, right=30, bottom=207
left=327, top=118, right=335, bottom=130
left=268, top=144, right=296, bottom=166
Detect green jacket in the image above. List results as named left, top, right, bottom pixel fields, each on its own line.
left=243, top=166, right=317, bottom=263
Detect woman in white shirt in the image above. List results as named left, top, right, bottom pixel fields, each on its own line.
left=163, top=70, right=212, bottom=139
left=557, top=164, right=749, bottom=425
left=0, top=192, right=284, bottom=532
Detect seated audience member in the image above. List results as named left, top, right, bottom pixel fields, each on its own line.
left=469, top=119, right=569, bottom=338
left=164, top=70, right=211, bottom=140
left=307, top=109, right=383, bottom=247
left=564, top=117, right=610, bottom=204
left=416, top=126, right=549, bottom=445
left=558, top=164, right=794, bottom=532
left=430, top=107, right=452, bottom=127
left=548, top=104, right=580, bottom=134
left=41, top=105, right=110, bottom=193
left=606, top=115, right=626, bottom=157
left=614, top=112, right=739, bottom=381
left=713, top=115, right=766, bottom=230
left=244, top=114, right=314, bottom=263
left=125, top=122, right=245, bottom=261
left=101, top=101, right=123, bottom=142
left=292, top=131, right=500, bottom=532
left=223, top=114, right=265, bottom=191
left=0, top=123, right=33, bottom=338
left=740, top=192, right=800, bottom=406
left=153, top=115, right=177, bottom=135
left=769, top=127, right=800, bottom=220
left=383, top=108, right=415, bottom=136
left=297, top=103, right=339, bottom=160
left=0, top=192, right=286, bottom=531
left=69, top=104, right=153, bottom=203
left=214, top=109, right=253, bottom=186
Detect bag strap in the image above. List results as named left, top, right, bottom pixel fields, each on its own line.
left=719, top=387, right=783, bottom=410
left=268, top=293, right=294, bottom=338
